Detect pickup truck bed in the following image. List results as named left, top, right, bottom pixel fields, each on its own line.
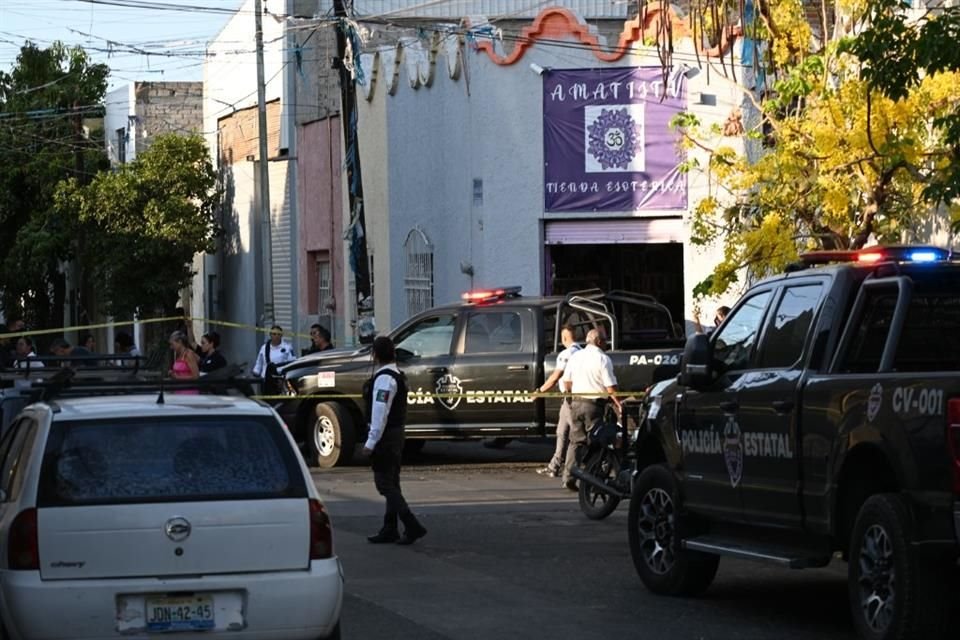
left=277, top=289, right=685, bottom=467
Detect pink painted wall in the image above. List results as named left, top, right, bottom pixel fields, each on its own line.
left=297, top=116, right=344, bottom=338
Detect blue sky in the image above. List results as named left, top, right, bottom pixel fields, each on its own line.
left=0, top=0, right=245, bottom=88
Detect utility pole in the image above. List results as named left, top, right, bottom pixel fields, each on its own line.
left=333, top=0, right=372, bottom=317
left=255, top=0, right=275, bottom=328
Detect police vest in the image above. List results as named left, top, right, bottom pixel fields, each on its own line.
left=363, top=368, right=408, bottom=430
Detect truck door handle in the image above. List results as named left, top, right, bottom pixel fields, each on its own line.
left=772, top=400, right=794, bottom=414
left=718, top=400, right=739, bottom=413
left=428, top=367, right=448, bottom=374
left=507, top=365, right=529, bottom=371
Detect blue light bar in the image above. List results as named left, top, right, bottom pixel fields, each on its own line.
left=799, top=245, right=952, bottom=267
left=908, top=250, right=940, bottom=262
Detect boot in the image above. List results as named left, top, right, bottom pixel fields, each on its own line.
left=367, top=513, right=400, bottom=544
left=396, top=509, right=427, bottom=546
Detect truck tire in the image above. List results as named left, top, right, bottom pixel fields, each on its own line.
left=310, top=403, right=356, bottom=468
left=847, top=494, right=949, bottom=640
left=628, top=464, right=719, bottom=596
left=578, top=450, right=622, bottom=520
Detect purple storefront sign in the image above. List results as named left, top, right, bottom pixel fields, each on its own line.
left=543, top=67, right=687, bottom=213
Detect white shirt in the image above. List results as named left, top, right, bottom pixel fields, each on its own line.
left=118, top=347, right=141, bottom=368
left=562, top=344, right=617, bottom=399
left=365, top=364, right=400, bottom=450
left=15, top=352, right=44, bottom=369
left=555, top=343, right=581, bottom=371
left=252, top=340, right=296, bottom=378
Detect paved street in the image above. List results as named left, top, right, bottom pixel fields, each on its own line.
left=315, top=440, right=864, bottom=640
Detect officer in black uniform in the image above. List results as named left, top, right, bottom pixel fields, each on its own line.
left=362, top=336, right=427, bottom=545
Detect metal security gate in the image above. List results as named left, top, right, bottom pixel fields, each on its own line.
left=544, top=218, right=685, bottom=245
left=404, top=228, right=434, bottom=316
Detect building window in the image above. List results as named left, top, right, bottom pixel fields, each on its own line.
left=317, top=258, right=332, bottom=313
left=404, top=228, right=434, bottom=317
left=116, top=127, right=127, bottom=164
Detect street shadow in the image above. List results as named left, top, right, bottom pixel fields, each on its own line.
left=327, top=439, right=556, bottom=469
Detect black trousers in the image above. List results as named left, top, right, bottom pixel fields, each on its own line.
left=371, top=429, right=409, bottom=526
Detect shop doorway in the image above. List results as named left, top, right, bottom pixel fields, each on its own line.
left=547, top=243, right=685, bottom=323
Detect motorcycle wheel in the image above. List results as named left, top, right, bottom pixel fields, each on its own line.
left=578, top=450, right=622, bottom=520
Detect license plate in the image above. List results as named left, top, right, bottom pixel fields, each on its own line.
left=145, top=595, right=215, bottom=632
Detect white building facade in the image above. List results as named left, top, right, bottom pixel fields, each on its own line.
left=200, top=0, right=312, bottom=364
left=356, top=7, right=748, bottom=334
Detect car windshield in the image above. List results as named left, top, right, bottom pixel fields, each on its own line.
left=37, top=416, right=308, bottom=507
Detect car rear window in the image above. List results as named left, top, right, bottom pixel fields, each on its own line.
left=37, top=416, right=308, bottom=507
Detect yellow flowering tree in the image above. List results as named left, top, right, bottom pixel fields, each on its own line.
left=677, top=0, right=960, bottom=297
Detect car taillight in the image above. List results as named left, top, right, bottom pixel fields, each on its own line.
left=309, top=499, right=333, bottom=560
left=8, top=508, right=39, bottom=571
left=947, top=399, right=960, bottom=495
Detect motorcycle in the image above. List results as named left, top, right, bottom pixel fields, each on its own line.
left=572, top=401, right=638, bottom=520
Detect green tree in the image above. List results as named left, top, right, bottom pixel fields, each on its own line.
left=672, top=0, right=960, bottom=298
left=55, top=133, right=221, bottom=317
left=0, top=42, right=109, bottom=327
left=851, top=0, right=960, bottom=207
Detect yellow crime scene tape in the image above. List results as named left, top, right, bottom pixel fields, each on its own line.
left=250, top=392, right=645, bottom=401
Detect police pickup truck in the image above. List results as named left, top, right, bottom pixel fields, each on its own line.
left=277, top=287, right=685, bottom=467
left=629, top=245, right=960, bottom=640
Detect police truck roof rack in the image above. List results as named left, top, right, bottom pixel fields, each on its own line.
left=785, top=245, right=953, bottom=272
left=0, top=354, right=145, bottom=378
left=13, top=364, right=259, bottom=403
left=461, top=286, right=522, bottom=304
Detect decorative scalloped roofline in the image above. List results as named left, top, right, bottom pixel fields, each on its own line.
left=471, top=5, right=741, bottom=65
left=357, top=5, right=743, bottom=99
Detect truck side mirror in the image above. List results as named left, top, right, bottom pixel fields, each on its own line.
left=679, top=333, right=712, bottom=388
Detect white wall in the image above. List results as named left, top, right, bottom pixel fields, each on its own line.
left=201, top=0, right=290, bottom=362
left=104, top=84, right=135, bottom=164
left=358, top=27, right=746, bottom=332
left=203, top=0, right=286, bottom=147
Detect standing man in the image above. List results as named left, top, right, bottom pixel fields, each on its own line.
left=536, top=325, right=581, bottom=478
left=362, top=336, right=427, bottom=545
left=253, top=326, right=296, bottom=393
left=303, top=324, right=334, bottom=356
left=560, top=329, right=621, bottom=491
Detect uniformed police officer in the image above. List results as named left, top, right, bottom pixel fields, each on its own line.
left=362, top=336, right=427, bottom=545
left=535, top=325, right=581, bottom=477
left=560, top=328, right=621, bottom=491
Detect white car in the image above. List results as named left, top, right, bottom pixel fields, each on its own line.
left=0, top=394, right=343, bottom=639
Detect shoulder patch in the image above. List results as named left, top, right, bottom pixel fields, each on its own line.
left=375, top=389, right=391, bottom=403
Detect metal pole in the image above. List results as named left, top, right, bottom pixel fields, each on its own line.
left=255, top=0, right=275, bottom=327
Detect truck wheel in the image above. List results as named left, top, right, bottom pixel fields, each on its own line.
left=847, top=494, right=949, bottom=640
left=310, top=403, right=356, bottom=468
left=578, top=450, right=622, bottom=520
left=628, top=464, right=719, bottom=596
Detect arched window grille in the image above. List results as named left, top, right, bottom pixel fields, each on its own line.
left=404, top=228, right=434, bottom=316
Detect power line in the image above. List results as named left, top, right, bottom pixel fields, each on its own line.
left=56, top=0, right=317, bottom=19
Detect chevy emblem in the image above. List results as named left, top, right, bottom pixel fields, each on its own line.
left=164, top=517, right=192, bottom=542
